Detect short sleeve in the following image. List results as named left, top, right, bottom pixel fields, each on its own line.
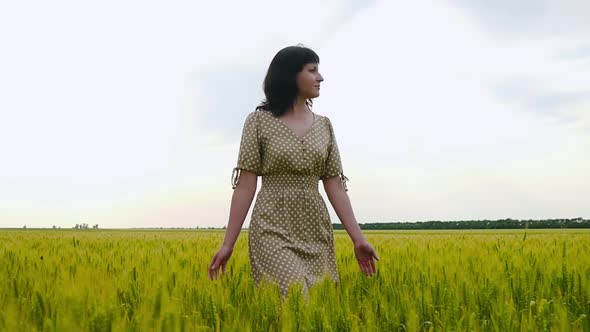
left=231, top=111, right=262, bottom=189
left=320, top=117, right=349, bottom=191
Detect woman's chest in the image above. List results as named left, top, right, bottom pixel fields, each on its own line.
left=259, top=118, right=330, bottom=167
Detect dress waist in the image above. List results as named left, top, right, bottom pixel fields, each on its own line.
left=260, top=173, right=319, bottom=192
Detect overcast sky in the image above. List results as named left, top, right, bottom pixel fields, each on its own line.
left=1, top=0, right=588, bottom=228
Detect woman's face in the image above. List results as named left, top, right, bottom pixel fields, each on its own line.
left=296, top=62, right=323, bottom=99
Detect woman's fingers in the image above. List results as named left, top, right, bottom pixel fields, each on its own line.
left=209, top=255, right=218, bottom=270
left=365, top=260, right=373, bottom=276
left=208, top=264, right=214, bottom=280
left=209, top=256, right=229, bottom=280
left=358, top=261, right=366, bottom=275
left=208, top=248, right=233, bottom=280
left=208, top=255, right=220, bottom=280
left=358, top=257, right=377, bottom=276
left=359, top=260, right=370, bottom=276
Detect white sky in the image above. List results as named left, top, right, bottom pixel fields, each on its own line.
left=1, top=0, right=588, bottom=228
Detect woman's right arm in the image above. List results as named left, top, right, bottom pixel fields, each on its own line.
left=208, top=170, right=257, bottom=280
left=210, top=111, right=261, bottom=280
left=222, top=170, right=257, bottom=249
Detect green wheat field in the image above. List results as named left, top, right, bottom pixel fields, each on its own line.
left=1, top=229, right=589, bottom=331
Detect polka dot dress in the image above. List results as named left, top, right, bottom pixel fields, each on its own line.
left=231, top=109, right=349, bottom=298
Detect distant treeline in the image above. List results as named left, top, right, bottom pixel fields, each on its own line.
left=333, top=218, right=589, bottom=230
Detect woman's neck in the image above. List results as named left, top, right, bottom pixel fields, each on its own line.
left=288, top=98, right=311, bottom=116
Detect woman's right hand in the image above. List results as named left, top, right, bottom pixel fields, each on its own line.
left=208, top=244, right=233, bottom=280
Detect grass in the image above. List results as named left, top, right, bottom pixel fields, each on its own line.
left=0, top=229, right=588, bottom=331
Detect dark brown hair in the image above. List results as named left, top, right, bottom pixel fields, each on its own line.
left=255, top=44, right=320, bottom=116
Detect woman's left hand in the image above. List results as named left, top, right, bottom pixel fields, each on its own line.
left=353, top=239, right=379, bottom=277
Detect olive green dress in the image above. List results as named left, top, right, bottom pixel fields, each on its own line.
left=231, top=109, right=349, bottom=297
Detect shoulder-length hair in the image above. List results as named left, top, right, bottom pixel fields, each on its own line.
left=255, top=44, right=320, bottom=116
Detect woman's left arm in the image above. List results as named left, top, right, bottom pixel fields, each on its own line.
left=322, top=175, right=364, bottom=243
left=323, top=176, right=380, bottom=276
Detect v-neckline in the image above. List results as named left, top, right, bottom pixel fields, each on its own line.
left=270, top=111, right=317, bottom=141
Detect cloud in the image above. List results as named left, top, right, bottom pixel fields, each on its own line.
left=1, top=0, right=588, bottom=227
left=0, top=0, right=379, bottom=227
left=450, top=0, right=590, bottom=38
left=312, top=0, right=589, bottom=221
left=493, top=76, right=588, bottom=115
left=446, top=0, right=590, bottom=127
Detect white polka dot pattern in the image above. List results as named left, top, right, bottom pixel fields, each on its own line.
left=231, top=109, right=348, bottom=298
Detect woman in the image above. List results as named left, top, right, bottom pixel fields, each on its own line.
left=208, top=44, right=379, bottom=298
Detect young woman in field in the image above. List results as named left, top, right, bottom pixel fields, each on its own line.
left=207, top=44, right=379, bottom=298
